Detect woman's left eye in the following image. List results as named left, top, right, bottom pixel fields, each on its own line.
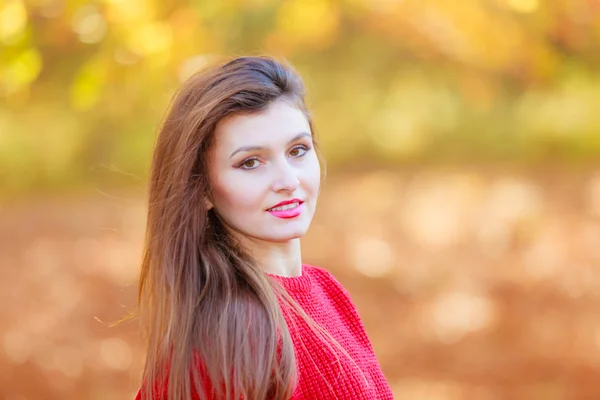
left=289, top=145, right=309, bottom=157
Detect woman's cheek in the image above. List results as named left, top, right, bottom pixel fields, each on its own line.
left=230, top=175, right=267, bottom=207
left=305, top=158, right=321, bottom=194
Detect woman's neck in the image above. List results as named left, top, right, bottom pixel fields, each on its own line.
left=237, top=235, right=303, bottom=277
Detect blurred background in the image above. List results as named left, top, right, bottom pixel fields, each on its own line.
left=2, top=0, right=600, bottom=399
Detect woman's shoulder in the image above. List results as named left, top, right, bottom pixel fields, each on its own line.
left=302, top=264, right=353, bottom=299
left=302, top=264, right=372, bottom=343
left=302, top=263, right=338, bottom=283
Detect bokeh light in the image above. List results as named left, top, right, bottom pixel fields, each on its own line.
left=2, top=0, right=600, bottom=398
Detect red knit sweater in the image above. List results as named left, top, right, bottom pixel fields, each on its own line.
left=135, top=264, right=394, bottom=399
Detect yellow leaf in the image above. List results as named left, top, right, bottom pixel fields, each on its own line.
left=69, top=58, right=107, bottom=111
left=275, top=0, right=339, bottom=49
left=0, top=0, right=27, bottom=43
left=1, top=48, right=42, bottom=95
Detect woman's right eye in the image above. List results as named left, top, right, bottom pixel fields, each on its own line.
left=239, top=158, right=260, bottom=170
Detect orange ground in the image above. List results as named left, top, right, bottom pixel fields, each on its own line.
left=2, top=168, right=600, bottom=399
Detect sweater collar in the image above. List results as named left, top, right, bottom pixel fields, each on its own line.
left=267, top=264, right=312, bottom=293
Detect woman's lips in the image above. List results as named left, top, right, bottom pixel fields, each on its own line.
left=267, top=200, right=304, bottom=219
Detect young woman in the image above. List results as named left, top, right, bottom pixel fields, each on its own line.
left=135, top=56, right=393, bottom=400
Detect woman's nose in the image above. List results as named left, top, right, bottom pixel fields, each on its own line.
left=270, top=160, right=300, bottom=193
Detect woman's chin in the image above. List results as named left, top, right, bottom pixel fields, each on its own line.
left=262, top=227, right=309, bottom=243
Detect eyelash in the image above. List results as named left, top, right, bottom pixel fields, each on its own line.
left=238, top=144, right=311, bottom=170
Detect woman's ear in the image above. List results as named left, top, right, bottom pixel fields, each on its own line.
left=205, top=198, right=213, bottom=210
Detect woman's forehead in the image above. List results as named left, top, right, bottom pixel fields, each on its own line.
left=213, top=101, right=311, bottom=151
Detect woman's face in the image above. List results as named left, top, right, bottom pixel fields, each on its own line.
left=207, top=100, right=321, bottom=243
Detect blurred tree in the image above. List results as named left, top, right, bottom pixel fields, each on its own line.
left=1, top=0, right=600, bottom=195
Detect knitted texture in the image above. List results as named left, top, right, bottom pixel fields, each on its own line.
left=270, top=264, right=394, bottom=399
left=135, top=264, right=394, bottom=399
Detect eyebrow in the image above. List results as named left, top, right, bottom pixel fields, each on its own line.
left=228, top=132, right=311, bottom=159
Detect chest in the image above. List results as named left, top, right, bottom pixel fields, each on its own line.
left=285, top=305, right=388, bottom=399
left=291, top=344, right=385, bottom=400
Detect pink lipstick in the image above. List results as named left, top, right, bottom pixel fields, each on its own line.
left=267, top=198, right=304, bottom=219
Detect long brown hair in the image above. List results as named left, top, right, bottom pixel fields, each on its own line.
left=138, top=56, right=331, bottom=400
